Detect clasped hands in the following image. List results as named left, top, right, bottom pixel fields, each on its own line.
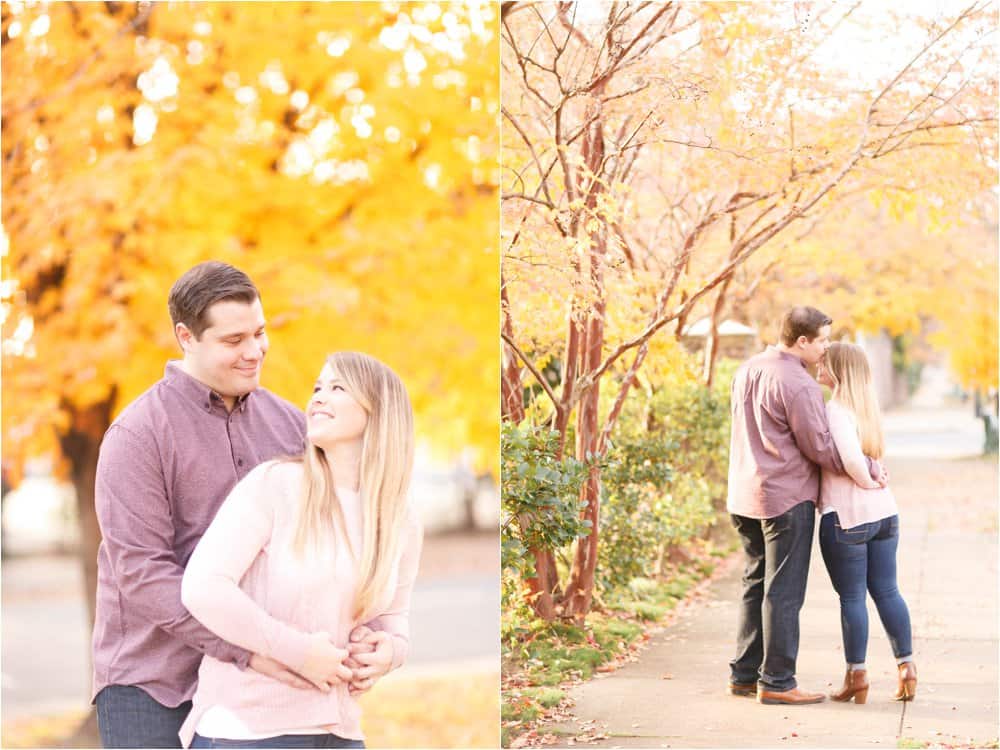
left=249, top=624, right=391, bottom=696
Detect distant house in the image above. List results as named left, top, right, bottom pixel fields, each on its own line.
left=681, top=318, right=760, bottom=360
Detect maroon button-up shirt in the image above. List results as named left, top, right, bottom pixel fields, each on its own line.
left=91, top=361, right=306, bottom=707
left=727, top=346, right=848, bottom=519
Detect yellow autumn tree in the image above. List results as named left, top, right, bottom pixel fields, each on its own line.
left=501, top=1, right=996, bottom=619
left=2, top=0, right=499, bottom=652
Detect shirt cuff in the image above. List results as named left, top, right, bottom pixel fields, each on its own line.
left=222, top=642, right=253, bottom=671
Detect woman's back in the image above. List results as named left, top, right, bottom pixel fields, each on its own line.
left=819, top=399, right=898, bottom=530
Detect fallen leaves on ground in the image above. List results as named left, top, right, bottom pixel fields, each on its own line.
left=360, top=670, right=499, bottom=748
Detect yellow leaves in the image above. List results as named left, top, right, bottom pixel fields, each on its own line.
left=3, top=1, right=500, bottom=477
left=358, top=670, right=499, bottom=749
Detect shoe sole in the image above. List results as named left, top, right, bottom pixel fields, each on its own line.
left=758, top=696, right=826, bottom=705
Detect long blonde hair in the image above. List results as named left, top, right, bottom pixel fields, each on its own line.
left=823, top=342, right=884, bottom=459
left=285, top=351, right=414, bottom=623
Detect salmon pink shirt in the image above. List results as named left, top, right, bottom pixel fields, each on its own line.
left=178, top=460, right=423, bottom=747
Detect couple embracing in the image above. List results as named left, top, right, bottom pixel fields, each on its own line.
left=91, top=261, right=423, bottom=749
left=727, top=306, right=917, bottom=706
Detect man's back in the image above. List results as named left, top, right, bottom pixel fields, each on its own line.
left=727, top=346, right=831, bottom=519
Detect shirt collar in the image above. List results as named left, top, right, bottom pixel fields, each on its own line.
left=164, top=361, right=252, bottom=413
left=766, top=345, right=808, bottom=370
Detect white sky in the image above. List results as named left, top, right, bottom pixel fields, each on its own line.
left=569, top=0, right=993, bottom=88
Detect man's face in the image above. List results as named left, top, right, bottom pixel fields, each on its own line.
left=799, top=324, right=832, bottom=366
left=177, top=298, right=268, bottom=399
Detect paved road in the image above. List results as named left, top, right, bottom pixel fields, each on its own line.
left=549, top=405, right=998, bottom=748
left=1, top=552, right=499, bottom=721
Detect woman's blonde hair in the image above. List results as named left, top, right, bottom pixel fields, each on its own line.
left=823, top=342, right=884, bottom=459
left=286, top=351, right=414, bottom=623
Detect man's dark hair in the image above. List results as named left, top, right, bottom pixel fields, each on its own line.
left=168, top=261, right=259, bottom=339
left=780, top=306, right=832, bottom=346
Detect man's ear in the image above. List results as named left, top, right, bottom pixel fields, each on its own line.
left=796, top=335, right=809, bottom=349
left=175, top=322, right=194, bottom=352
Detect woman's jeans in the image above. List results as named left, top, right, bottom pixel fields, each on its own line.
left=191, top=733, right=364, bottom=749
left=819, top=512, right=913, bottom=665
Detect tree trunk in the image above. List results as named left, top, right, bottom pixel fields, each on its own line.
left=501, top=283, right=526, bottom=424
left=704, top=220, right=738, bottom=388
left=523, top=546, right=558, bottom=620
left=562, top=248, right=607, bottom=619
left=58, top=390, right=116, bottom=749
left=560, top=109, right=608, bottom=620
left=561, top=319, right=604, bottom=618
left=703, top=277, right=732, bottom=388
left=59, top=392, right=116, bottom=630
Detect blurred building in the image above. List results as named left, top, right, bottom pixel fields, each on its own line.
left=681, top=318, right=760, bottom=360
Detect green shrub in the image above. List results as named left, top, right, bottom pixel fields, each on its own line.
left=597, top=364, right=732, bottom=590
left=501, top=421, right=593, bottom=647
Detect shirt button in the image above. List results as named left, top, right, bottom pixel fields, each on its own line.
left=204, top=402, right=210, bottom=410
left=237, top=458, right=244, bottom=467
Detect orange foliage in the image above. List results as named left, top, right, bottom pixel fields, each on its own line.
left=2, top=1, right=500, bottom=477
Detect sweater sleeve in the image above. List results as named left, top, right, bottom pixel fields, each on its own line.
left=180, top=463, right=313, bottom=673
left=95, top=424, right=251, bottom=668
left=827, top=402, right=881, bottom=490
left=786, top=385, right=847, bottom=474
left=363, top=513, right=424, bottom=671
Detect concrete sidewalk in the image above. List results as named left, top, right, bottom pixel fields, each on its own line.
left=549, top=452, right=998, bottom=748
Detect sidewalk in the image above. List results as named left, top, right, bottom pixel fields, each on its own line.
left=549, top=409, right=998, bottom=748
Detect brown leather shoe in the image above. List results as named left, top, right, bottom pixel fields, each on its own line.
left=728, top=680, right=758, bottom=697
left=757, top=686, right=826, bottom=705
left=892, top=661, right=917, bottom=701
left=830, top=668, right=870, bottom=704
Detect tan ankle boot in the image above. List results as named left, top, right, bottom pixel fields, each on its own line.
left=830, top=668, right=870, bottom=704
left=892, top=661, right=917, bottom=701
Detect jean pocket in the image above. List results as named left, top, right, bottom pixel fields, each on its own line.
left=875, top=514, right=900, bottom=540
left=834, top=520, right=876, bottom=545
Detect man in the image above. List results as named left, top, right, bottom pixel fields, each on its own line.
left=726, top=305, right=885, bottom=706
left=91, top=262, right=389, bottom=748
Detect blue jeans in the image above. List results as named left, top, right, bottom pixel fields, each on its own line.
left=730, top=500, right=816, bottom=692
left=96, top=684, right=191, bottom=748
left=191, top=733, right=364, bottom=748
left=819, top=512, right=913, bottom=665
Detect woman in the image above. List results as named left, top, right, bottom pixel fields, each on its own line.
left=817, top=342, right=916, bottom=704
left=179, top=351, right=423, bottom=748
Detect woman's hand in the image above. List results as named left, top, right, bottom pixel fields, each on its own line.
left=298, top=631, right=353, bottom=691
left=346, top=629, right=394, bottom=696
left=344, top=625, right=374, bottom=694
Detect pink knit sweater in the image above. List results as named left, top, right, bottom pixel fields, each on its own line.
left=178, top=460, right=422, bottom=747
left=818, top=400, right=898, bottom=530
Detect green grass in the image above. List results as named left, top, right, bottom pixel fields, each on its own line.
left=523, top=687, right=565, bottom=708
left=897, top=739, right=928, bottom=749
left=627, top=600, right=671, bottom=620
left=501, top=697, right=541, bottom=723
